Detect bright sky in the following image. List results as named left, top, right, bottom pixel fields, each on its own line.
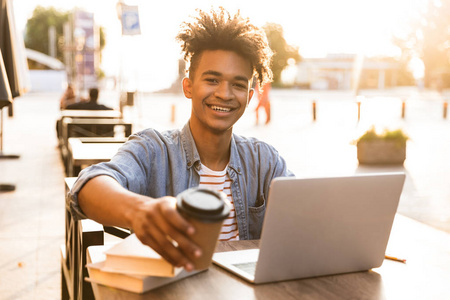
left=14, top=0, right=427, bottom=91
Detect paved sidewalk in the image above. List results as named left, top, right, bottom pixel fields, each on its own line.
left=0, top=87, right=449, bottom=299
left=0, top=92, right=66, bottom=300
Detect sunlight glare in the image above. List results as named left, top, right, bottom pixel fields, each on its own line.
left=15, top=0, right=428, bottom=91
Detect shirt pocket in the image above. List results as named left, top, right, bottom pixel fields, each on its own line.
left=248, top=194, right=266, bottom=239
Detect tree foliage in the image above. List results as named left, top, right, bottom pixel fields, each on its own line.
left=24, top=6, right=106, bottom=70
left=263, top=23, right=301, bottom=85
left=396, top=0, right=450, bottom=88
left=24, top=6, right=69, bottom=63
left=391, top=37, right=416, bottom=86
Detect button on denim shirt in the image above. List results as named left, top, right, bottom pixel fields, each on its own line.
left=67, top=122, right=294, bottom=240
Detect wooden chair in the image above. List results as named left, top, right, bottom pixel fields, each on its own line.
left=60, top=119, right=132, bottom=175
left=56, top=110, right=121, bottom=149
left=61, top=178, right=131, bottom=300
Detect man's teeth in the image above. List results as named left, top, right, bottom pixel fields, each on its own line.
left=210, top=105, right=231, bottom=112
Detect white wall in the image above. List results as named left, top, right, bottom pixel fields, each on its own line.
left=29, top=70, right=67, bottom=92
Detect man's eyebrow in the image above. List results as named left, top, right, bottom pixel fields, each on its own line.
left=202, top=70, right=249, bottom=82
left=202, top=70, right=222, bottom=77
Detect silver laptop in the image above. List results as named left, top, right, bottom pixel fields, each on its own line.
left=213, top=172, right=405, bottom=284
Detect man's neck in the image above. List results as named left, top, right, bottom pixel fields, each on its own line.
left=189, top=122, right=232, bottom=171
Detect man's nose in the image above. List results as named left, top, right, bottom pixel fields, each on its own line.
left=214, top=82, right=234, bottom=100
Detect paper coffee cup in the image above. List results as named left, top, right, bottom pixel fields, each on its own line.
left=176, top=188, right=231, bottom=270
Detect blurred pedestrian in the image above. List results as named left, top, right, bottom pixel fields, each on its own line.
left=255, top=81, right=271, bottom=125
left=65, top=88, right=113, bottom=110
left=59, top=84, right=76, bottom=110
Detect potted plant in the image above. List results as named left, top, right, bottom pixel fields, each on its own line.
left=355, top=127, right=409, bottom=165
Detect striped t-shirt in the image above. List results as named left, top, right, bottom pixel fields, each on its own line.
left=198, top=163, right=239, bottom=241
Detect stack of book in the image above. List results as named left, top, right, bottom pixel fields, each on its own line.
left=86, top=234, right=204, bottom=294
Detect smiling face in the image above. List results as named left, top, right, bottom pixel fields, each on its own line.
left=183, top=50, right=254, bottom=138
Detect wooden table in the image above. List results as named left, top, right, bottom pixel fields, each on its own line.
left=87, top=214, right=450, bottom=300
left=66, top=138, right=126, bottom=176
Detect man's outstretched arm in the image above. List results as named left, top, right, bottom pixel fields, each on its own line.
left=78, top=175, right=202, bottom=271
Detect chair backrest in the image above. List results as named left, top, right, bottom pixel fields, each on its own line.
left=62, top=178, right=131, bottom=300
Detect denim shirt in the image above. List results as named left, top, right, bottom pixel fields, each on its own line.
left=67, top=122, right=294, bottom=240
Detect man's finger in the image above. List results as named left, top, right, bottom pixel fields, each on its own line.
left=137, top=227, right=192, bottom=269
left=159, top=198, right=195, bottom=235
left=149, top=206, right=202, bottom=261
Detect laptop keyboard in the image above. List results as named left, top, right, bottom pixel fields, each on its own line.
left=232, top=261, right=257, bottom=275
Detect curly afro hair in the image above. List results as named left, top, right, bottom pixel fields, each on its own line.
left=176, top=7, right=273, bottom=89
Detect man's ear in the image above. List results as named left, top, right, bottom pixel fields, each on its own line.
left=247, top=88, right=255, bottom=107
left=182, top=77, right=192, bottom=99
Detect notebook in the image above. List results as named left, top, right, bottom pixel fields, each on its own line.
left=213, top=172, right=405, bottom=284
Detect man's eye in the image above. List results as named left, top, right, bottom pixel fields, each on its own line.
left=205, top=78, right=218, bottom=83
left=234, top=83, right=247, bottom=89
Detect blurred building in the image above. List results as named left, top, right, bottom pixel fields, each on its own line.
left=294, top=53, right=400, bottom=90
left=26, top=48, right=66, bottom=92
left=63, top=10, right=100, bottom=93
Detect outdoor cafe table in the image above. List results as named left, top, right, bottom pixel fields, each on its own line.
left=86, top=213, right=450, bottom=300
left=66, top=137, right=126, bottom=176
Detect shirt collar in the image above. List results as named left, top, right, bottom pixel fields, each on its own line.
left=181, top=122, right=201, bottom=169
left=181, top=121, right=242, bottom=174
left=228, top=135, right=242, bottom=175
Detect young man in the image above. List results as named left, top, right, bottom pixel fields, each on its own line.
left=67, top=7, right=293, bottom=271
